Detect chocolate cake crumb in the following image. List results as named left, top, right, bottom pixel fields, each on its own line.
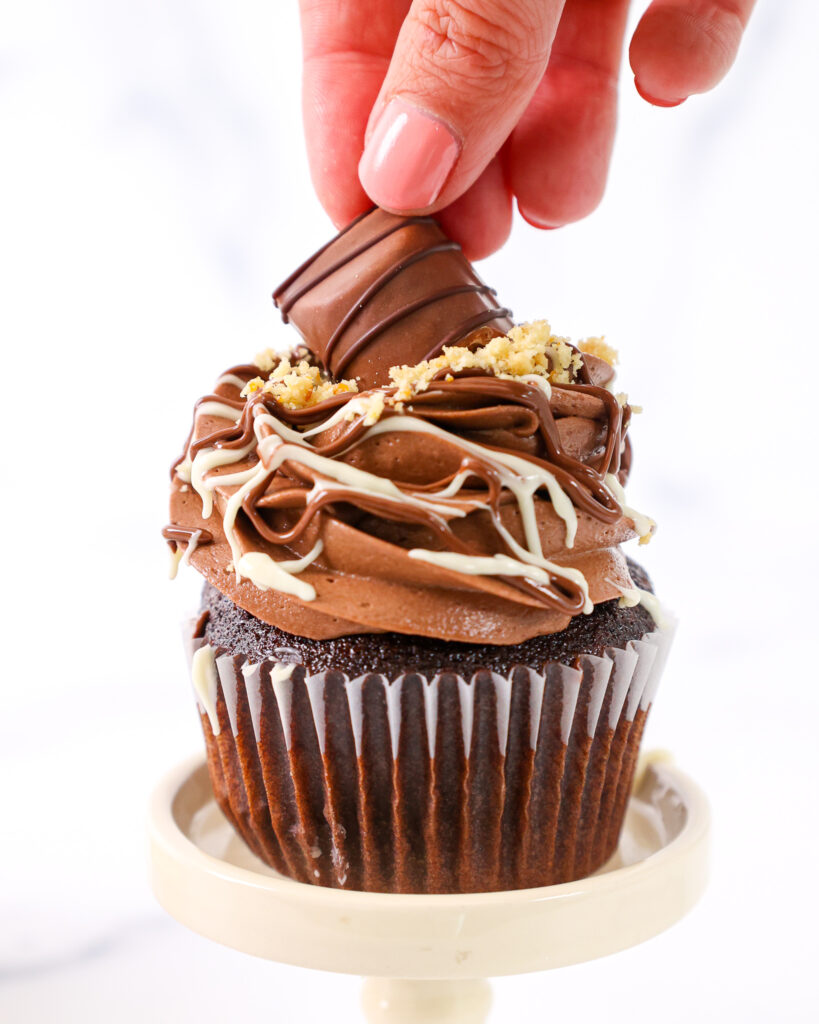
left=202, top=560, right=656, bottom=677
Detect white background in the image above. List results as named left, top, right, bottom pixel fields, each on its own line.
left=1, top=1, right=818, bottom=1021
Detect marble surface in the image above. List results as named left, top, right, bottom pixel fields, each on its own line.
left=1, top=1, right=818, bottom=1021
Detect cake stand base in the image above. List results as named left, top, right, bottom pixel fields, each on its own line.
left=149, top=751, right=709, bottom=1024
left=361, top=978, right=493, bottom=1023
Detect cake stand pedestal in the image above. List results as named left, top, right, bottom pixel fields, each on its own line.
left=149, top=751, right=709, bottom=1024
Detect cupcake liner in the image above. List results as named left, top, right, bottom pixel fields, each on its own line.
left=185, top=617, right=673, bottom=894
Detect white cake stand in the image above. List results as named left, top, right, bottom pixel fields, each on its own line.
left=148, top=751, right=709, bottom=1023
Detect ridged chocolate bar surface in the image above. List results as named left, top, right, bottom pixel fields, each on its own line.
left=273, top=209, right=513, bottom=388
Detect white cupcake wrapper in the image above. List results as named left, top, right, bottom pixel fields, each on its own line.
left=182, top=614, right=674, bottom=894
left=187, top=618, right=674, bottom=753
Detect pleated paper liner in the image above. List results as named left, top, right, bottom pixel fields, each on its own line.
left=185, top=619, right=673, bottom=894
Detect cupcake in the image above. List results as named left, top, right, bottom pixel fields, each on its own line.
left=165, top=209, right=670, bottom=894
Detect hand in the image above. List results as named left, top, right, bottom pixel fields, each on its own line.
left=299, top=0, right=755, bottom=258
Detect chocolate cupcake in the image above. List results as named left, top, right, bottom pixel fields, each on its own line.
left=165, top=210, right=671, bottom=894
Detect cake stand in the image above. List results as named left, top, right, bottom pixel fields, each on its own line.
left=148, top=751, right=709, bottom=1023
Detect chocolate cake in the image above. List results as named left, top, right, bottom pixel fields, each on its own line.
left=200, top=557, right=654, bottom=676
left=165, top=210, right=671, bottom=893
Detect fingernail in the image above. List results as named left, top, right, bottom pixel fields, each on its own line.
left=359, top=98, right=460, bottom=211
left=519, top=208, right=560, bottom=230
left=634, top=77, right=686, bottom=108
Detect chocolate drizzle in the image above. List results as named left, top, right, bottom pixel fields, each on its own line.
left=169, top=213, right=652, bottom=643
left=324, top=240, right=461, bottom=367
left=172, top=356, right=634, bottom=618
left=338, top=282, right=498, bottom=374
left=276, top=210, right=422, bottom=316
left=169, top=368, right=257, bottom=480
left=162, top=525, right=213, bottom=547
left=273, top=210, right=513, bottom=388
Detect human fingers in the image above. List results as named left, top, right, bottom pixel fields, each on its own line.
left=357, top=0, right=566, bottom=215
left=436, top=156, right=513, bottom=259
left=507, top=0, right=632, bottom=230
left=629, top=0, right=756, bottom=106
left=300, top=0, right=409, bottom=226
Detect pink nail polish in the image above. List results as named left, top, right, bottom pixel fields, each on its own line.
left=634, top=77, right=686, bottom=108
left=358, top=98, right=460, bottom=211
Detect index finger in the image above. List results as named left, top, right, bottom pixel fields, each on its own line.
left=299, top=0, right=410, bottom=226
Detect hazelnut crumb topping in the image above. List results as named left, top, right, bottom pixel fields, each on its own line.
left=578, top=336, right=619, bottom=366
left=253, top=348, right=279, bottom=373
left=244, top=321, right=619, bottom=428
left=242, top=357, right=358, bottom=408
left=389, top=320, right=585, bottom=403
left=343, top=391, right=386, bottom=426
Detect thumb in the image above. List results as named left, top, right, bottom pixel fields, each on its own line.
left=358, top=0, right=563, bottom=214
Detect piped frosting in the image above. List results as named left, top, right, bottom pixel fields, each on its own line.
left=165, top=323, right=655, bottom=645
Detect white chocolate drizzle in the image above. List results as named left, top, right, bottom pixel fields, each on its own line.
left=217, top=372, right=252, bottom=390
left=618, top=587, right=668, bottom=628
left=176, top=376, right=654, bottom=613
left=191, top=645, right=220, bottom=734
left=605, top=473, right=655, bottom=544
left=236, top=545, right=323, bottom=601
left=408, top=550, right=591, bottom=614
left=168, top=544, right=184, bottom=580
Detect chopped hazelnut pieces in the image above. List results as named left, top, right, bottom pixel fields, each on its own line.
left=389, top=319, right=585, bottom=402
left=579, top=336, right=619, bottom=367
left=242, top=357, right=358, bottom=409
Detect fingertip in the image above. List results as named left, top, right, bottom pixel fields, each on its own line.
left=517, top=205, right=561, bottom=230
left=327, top=195, right=375, bottom=231
left=633, top=76, right=686, bottom=108
left=508, top=88, right=613, bottom=231
left=436, top=159, right=513, bottom=260
left=308, top=161, right=372, bottom=232
left=302, top=52, right=388, bottom=231
left=629, top=3, right=745, bottom=102
left=437, top=205, right=512, bottom=262
left=455, top=224, right=511, bottom=262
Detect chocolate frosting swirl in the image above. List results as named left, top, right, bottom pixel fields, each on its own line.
left=167, top=214, right=656, bottom=644
left=273, top=209, right=513, bottom=389
left=167, top=347, right=650, bottom=644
